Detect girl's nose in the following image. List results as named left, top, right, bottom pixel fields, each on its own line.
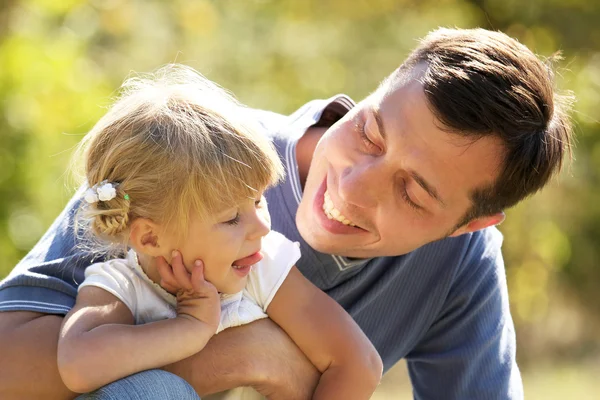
left=248, top=206, right=271, bottom=240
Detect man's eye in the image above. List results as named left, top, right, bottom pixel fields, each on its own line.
left=356, top=120, right=382, bottom=154
left=400, top=179, right=423, bottom=211
left=401, top=189, right=422, bottom=211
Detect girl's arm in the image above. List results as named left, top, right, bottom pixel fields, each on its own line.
left=57, top=259, right=220, bottom=394
left=267, top=267, right=383, bottom=400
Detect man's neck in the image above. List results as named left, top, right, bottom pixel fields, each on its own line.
left=296, top=126, right=328, bottom=190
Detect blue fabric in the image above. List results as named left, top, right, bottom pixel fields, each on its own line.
left=263, top=96, right=523, bottom=399
left=75, top=370, right=200, bottom=400
left=0, top=96, right=523, bottom=399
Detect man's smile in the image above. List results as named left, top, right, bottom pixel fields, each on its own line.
left=310, top=176, right=370, bottom=236
left=322, top=191, right=357, bottom=226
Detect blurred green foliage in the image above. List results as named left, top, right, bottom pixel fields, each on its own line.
left=0, top=0, right=599, bottom=364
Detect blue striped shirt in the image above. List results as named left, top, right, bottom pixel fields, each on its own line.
left=0, top=95, right=523, bottom=399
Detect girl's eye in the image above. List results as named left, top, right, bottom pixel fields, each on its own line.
left=225, top=213, right=240, bottom=225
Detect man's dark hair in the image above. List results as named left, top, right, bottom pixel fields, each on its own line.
left=392, top=28, right=573, bottom=228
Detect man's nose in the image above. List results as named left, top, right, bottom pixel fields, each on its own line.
left=337, top=162, right=382, bottom=209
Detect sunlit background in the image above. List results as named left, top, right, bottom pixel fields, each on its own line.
left=1, top=0, right=599, bottom=398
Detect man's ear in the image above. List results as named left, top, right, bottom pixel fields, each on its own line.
left=448, top=212, right=505, bottom=238
left=129, top=218, right=165, bottom=257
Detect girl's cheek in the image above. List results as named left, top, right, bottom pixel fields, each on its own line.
left=258, top=208, right=272, bottom=230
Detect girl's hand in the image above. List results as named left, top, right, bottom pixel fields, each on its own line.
left=156, top=251, right=221, bottom=333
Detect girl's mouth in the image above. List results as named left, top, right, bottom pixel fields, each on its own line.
left=232, top=251, right=263, bottom=268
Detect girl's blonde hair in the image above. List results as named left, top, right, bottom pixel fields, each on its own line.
left=75, top=64, right=283, bottom=253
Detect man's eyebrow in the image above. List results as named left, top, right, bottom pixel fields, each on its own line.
left=409, top=171, right=446, bottom=207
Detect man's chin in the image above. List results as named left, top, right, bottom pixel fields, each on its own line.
left=300, top=231, right=360, bottom=258
left=297, top=219, right=336, bottom=254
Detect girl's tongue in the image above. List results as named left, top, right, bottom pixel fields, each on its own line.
left=232, top=251, right=263, bottom=267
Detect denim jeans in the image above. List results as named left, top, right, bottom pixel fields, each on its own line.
left=75, top=370, right=200, bottom=400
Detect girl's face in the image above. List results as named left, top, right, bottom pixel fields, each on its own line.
left=166, top=195, right=271, bottom=294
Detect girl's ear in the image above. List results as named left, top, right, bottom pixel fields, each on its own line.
left=129, top=218, right=166, bottom=257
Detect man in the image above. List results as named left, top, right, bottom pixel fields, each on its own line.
left=0, top=28, right=572, bottom=399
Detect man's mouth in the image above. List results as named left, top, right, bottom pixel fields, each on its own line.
left=322, top=190, right=357, bottom=227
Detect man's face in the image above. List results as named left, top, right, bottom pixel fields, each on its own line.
left=296, top=70, right=505, bottom=258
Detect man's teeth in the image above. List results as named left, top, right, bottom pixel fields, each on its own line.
left=323, top=191, right=356, bottom=226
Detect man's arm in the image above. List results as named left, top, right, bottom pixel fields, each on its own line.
left=164, top=318, right=320, bottom=399
left=0, top=311, right=76, bottom=400
left=0, top=311, right=318, bottom=400
left=406, top=229, right=523, bottom=400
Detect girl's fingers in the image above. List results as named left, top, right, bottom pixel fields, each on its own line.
left=191, top=260, right=216, bottom=294
left=160, top=280, right=179, bottom=295
left=156, top=256, right=179, bottom=291
left=171, top=250, right=193, bottom=290
left=192, top=260, right=217, bottom=295
left=191, top=260, right=205, bottom=282
left=190, top=261, right=203, bottom=293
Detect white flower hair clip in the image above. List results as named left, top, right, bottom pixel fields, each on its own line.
left=84, top=181, right=128, bottom=204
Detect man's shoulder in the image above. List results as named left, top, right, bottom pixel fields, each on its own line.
left=379, top=226, right=505, bottom=290
left=241, top=95, right=355, bottom=140
left=403, top=226, right=520, bottom=400
left=406, top=226, right=503, bottom=266
left=421, top=226, right=506, bottom=294
left=458, top=226, right=504, bottom=269
left=472, top=225, right=504, bottom=247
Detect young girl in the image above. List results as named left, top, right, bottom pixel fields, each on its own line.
left=57, top=65, right=382, bottom=399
